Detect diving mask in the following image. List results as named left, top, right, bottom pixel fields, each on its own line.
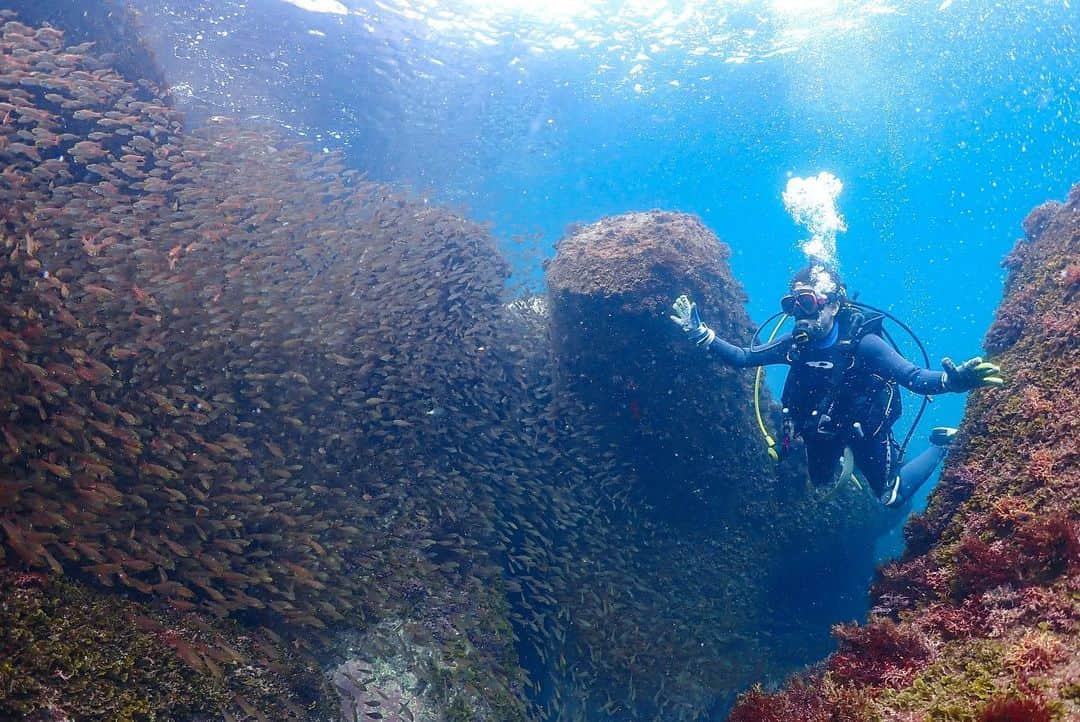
left=780, top=290, right=829, bottom=319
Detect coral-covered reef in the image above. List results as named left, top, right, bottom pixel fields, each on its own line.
left=728, top=185, right=1080, bottom=720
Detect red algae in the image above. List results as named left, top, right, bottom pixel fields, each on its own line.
left=829, top=619, right=931, bottom=688
left=977, top=695, right=1053, bottom=722
left=729, top=680, right=869, bottom=722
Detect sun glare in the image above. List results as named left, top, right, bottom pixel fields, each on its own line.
left=770, top=0, right=842, bottom=17
left=460, top=0, right=602, bottom=19
left=281, top=0, right=349, bottom=15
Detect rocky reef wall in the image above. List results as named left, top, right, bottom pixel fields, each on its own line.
left=728, top=186, right=1080, bottom=721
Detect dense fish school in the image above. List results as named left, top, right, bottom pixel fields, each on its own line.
left=0, top=13, right=895, bottom=721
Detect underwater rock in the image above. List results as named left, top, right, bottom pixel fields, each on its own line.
left=546, top=210, right=747, bottom=313
left=0, top=568, right=336, bottom=721
left=330, top=615, right=524, bottom=722
left=1021, top=200, right=1063, bottom=243
left=334, top=658, right=431, bottom=722
left=331, top=623, right=445, bottom=722
left=545, top=210, right=773, bottom=524
left=728, top=182, right=1080, bottom=720
left=543, top=210, right=896, bottom=716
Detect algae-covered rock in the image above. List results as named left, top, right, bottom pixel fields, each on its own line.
left=0, top=569, right=336, bottom=721
left=330, top=614, right=527, bottom=722
left=546, top=211, right=775, bottom=524
left=543, top=210, right=898, bottom=716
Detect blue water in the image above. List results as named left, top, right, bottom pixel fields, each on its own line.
left=136, top=0, right=1076, bottom=568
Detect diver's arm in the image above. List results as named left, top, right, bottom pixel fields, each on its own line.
left=705, top=334, right=792, bottom=368
left=857, top=335, right=949, bottom=394
left=670, top=295, right=790, bottom=368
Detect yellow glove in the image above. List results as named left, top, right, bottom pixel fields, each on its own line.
left=942, top=356, right=1003, bottom=392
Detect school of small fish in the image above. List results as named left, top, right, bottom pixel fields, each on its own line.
left=0, top=15, right=891, bottom=721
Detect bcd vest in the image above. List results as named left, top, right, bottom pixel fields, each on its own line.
left=780, top=308, right=901, bottom=441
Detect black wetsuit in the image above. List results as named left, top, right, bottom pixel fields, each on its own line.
left=706, top=308, right=949, bottom=495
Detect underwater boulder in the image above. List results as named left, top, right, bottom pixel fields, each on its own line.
left=543, top=211, right=896, bottom=715
left=545, top=210, right=775, bottom=525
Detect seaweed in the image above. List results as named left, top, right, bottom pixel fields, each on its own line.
left=977, top=695, right=1053, bottom=722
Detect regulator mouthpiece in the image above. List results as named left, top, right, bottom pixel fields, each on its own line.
left=793, top=320, right=814, bottom=344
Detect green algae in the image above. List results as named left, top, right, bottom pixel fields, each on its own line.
left=872, top=638, right=1068, bottom=722
left=0, top=571, right=337, bottom=721
left=0, top=573, right=221, bottom=721
left=876, top=640, right=1006, bottom=720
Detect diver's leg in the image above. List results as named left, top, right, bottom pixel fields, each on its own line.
left=893, top=444, right=948, bottom=504
left=804, top=438, right=846, bottom=487
left=850, top=433, right=895, bottom=499
left=855, top=430, right=952, bottom=507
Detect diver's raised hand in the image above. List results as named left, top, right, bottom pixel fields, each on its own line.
left=670, top=295, right=716, bottom=347
left=942, top=356, right=1003, bottom=392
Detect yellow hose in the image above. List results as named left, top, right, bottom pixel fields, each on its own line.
left=754, top=315, right=790, bottom=461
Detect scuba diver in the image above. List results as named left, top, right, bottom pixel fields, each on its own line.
left=669, top=265, right=1004, bottom=507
